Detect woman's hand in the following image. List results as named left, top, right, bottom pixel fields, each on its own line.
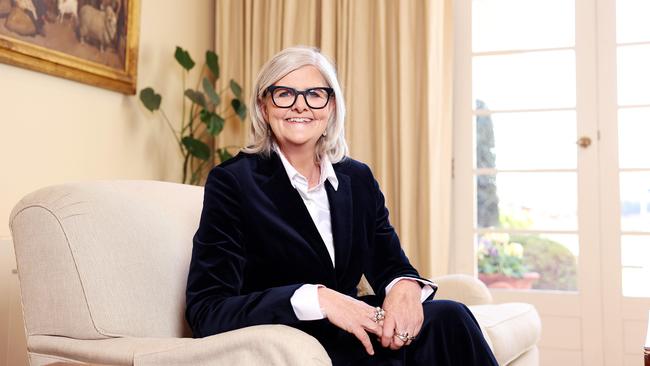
left=380, top=279, right=423, bottom=350
left=318, top=287, right=383, bottom=355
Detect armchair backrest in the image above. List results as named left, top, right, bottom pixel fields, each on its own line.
left=9, top=181, right=203, bottom=339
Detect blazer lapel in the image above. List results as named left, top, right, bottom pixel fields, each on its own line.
left=259, top=153, right=335, bottom=272
left=326, top=172, right=353, bottom=281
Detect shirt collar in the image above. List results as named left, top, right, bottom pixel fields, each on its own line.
left=273, top=144, right=339, bottom=191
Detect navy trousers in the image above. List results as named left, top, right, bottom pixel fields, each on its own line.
left=324, top=300, right=498, bottom=366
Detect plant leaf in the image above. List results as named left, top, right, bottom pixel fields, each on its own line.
left=139, top=87, right=161, bottom=112
left=181, top=136, right=210, bottom=161
left=175, top=46, right=195, bottom=71
left=231, top=99, right=248, bottom=120
left=199, top=111, right=225, bottom=135
left=216, top=148, right=233, bottom=163
left=202, top=77, right=220, bottom=106
left=199, top=109, right=210, bottom=123
left=230, top=79, right=242, bottom=98
left=207, top=114, right=225, bottom=135
left=184, top=89, right=207, bottom=109
left=206, top=51, right=219, bottom=79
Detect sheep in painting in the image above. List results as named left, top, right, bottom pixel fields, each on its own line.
left=57, top=0, right=77, bottom=23
left=78, top=3, right=117, bottom=52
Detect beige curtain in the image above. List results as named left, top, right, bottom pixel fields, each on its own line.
left=215, top=0, right=453, bottom=278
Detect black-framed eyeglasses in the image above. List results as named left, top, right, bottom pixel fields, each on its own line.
left=265, top=85, right=334, bottom=109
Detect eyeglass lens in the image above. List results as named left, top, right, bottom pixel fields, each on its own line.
left=271, top=87, right=331, bottom=109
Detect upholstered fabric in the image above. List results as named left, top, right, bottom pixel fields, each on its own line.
left=470, top=303, right=541, bottom=365
left=434, top=274, right=541, bottom=366
left=27, top=325, right=329, bottom=366
left=10, top=203, right=101, bottom=339
left=134, top=325, right=330, bottom=366
left=28, top=335, right=194, bottom=365
left=11, top=181, right=202, bottom=339
left=433, top=273, right=494, bottom=306
left=10, top=180, right=540, bottom=365
left=508, top=346, right=539, bottom=366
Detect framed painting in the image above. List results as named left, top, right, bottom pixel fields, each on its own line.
left=0, top=0, right=139, bottom=94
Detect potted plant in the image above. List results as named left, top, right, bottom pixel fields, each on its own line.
left=139, top=47, right=247, bottom=185
left=477, top=233, right=540, bottom=289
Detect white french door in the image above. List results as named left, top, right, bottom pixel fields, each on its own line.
left=453, top=0, right=650, bottom=365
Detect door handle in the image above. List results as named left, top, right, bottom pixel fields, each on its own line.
left=577, top=136, right=592, bottom=148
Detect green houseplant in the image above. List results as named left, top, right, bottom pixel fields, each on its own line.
left=139, top=47, right=247, bottom=185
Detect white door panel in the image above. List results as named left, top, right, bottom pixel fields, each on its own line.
left=454, top=0, right=650, bottom=364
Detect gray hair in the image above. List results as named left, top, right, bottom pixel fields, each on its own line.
left=243, top=46, right=348, bottom=163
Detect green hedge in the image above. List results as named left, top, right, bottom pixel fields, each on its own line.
left=510, top=234, right=578, bottom=291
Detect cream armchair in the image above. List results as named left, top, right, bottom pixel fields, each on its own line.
left=9, top=181, right=540, bottom=365
left=433, top=275, right=540, bottom=365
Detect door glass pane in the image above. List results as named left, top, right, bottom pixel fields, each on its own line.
left=472, top=0, right=574, bottom=52
left=620, top=171, right=650, bottom=232
left=477, top=233, right=578, bottom=291
left=621, top=235, right=650, bottom=297
left=475, top=111, right=577, bottom=170
left=618, top=108, right=650, bottom=168
left=476, top=173, right=577, bottom=230
left=616, top=0, right=650, bottom=44
left=617, top=44, right=650, bottom=106
left=473, top=51, right=576, bottom=110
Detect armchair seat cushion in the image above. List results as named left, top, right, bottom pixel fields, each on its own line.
left=29, top=335, right=192, bottom=365
left=469, top=302, right=541, bottom=366
left=28, top=324, right=330, bottom=366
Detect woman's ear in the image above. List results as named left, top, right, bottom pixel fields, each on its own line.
left=329, top=97, right=336, bottom=114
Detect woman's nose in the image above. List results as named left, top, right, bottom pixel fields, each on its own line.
left=291, top=93, right=309, bottom=112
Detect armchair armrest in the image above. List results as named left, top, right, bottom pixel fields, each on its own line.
left=30, top=325, right=331, bottom=366
left=431, top=274, right=493, bottom=305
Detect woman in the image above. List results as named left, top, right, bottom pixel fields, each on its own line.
left=185, top=46, right=497, bottom=365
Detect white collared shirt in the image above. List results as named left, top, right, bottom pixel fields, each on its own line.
left=274, top=147, right=435, bottom=320
left=275, top=146, right=339, bottom=266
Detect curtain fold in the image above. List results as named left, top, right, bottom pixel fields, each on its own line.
left=215, top=0, right=453, bottom=278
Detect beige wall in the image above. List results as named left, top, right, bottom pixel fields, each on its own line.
left=0, top=0, right=215, bottom=238
left=0, top=1, right=214, bottom=363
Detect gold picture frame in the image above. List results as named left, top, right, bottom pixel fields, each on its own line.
left=0, top=0, right=139, bottom=94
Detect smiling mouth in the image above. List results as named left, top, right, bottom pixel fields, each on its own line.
left=285, top=117, right=313, bottom=124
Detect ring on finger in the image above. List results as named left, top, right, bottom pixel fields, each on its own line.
left=394, top=331, right=409, bottom=342
left=372, top=307, right=385, bottom=323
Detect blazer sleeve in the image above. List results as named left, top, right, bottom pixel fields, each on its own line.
left=185, top=167, right=302, bottom=338
left=364, top=169, right=431, bottom=297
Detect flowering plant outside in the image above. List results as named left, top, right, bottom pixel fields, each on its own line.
left=477, top=233, right=528, bottom=278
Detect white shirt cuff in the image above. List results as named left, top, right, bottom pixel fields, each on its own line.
left=385, top=277, right=436, bottom=302
left=290, top=284, right=326, bottom=320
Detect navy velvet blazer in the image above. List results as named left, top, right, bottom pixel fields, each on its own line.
left=185, top=151, right=428, bottom=343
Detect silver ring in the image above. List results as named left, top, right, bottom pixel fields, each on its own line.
left=372, top=307, right=385, bottom=323
left=395, top=331, right=409, bottom=342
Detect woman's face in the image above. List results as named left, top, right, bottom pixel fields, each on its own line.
left=261, top=65, right=334, bottom=153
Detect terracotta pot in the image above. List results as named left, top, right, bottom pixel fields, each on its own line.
left=478, top=272, right=540, bottom=289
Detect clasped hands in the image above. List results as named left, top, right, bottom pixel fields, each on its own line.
left=317, top=279, right=423, bottom=356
